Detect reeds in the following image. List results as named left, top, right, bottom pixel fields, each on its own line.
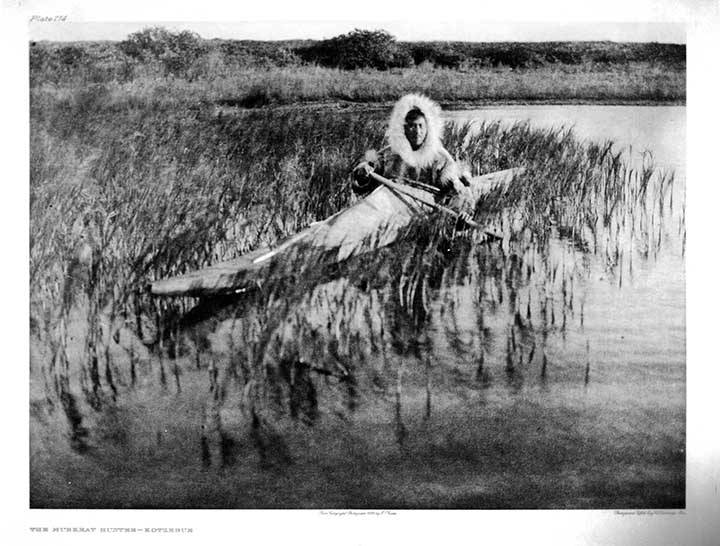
left=30, top=92, right=680, bottom=454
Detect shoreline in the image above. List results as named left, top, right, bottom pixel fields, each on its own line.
left=214, top=97, right=685, bottom=116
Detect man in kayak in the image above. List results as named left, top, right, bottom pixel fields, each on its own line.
left=352, top=93, right=470, bottom=204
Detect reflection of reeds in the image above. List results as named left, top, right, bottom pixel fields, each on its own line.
left=585, top=340, right=591, bottom=387
left=31, top=102, right=680, bottom=452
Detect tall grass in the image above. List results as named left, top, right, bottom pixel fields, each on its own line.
left=31, top=62, right=685, bottom=109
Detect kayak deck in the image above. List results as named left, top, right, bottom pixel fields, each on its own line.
left=150, top=168, right=518, bottom=297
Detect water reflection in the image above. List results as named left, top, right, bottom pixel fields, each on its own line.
left=30, top=107, right=687, bottom=509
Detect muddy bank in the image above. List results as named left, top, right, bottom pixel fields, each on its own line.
left=214, top=97, right=686, bottom=117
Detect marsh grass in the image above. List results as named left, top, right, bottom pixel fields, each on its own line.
left=31, top=62, right=685, bottom=112
left=30, top=86, right=681, bottom=479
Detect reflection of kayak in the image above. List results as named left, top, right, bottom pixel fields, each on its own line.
left=150, top=168, right=519, bottom=297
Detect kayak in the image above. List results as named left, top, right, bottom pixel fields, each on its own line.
left=150, top=168, right=519, bottom=297
left=150, top=169, right=519, bottom=297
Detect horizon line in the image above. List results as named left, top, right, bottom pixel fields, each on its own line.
left=28, top=22, right=687, bottom=45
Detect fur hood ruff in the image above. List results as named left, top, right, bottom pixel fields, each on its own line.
left=386, top=94, right=443, bottom=169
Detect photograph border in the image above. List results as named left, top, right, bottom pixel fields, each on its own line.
left=5, top=0, right=719, bottom=544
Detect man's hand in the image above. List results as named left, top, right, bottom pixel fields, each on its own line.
left=352, top=161, right=378, bottom=196
left=353, top=161, right=375, bottom=180
left=458, top=210, right=474, bottom=226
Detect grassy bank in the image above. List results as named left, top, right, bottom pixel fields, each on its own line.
left=31, top=63, right=685, bottom=108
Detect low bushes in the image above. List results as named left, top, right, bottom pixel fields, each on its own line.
left=29, top=27, right=686, bottom=86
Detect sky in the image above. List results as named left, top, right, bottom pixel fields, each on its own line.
left=20, top=0, right=717, bottom=43
left=29, top=21, right=687, bottom=43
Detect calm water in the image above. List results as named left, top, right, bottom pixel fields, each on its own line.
left=445, top=105, right=685, bottom=175
left=31, top=106, right=686, bottom=509
left=442, top=106, right=685, bottom=386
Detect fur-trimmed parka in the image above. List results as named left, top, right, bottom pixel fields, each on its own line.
left=353, top=94, right=461, bottom=196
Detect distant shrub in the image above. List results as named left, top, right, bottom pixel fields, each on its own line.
left=57, top=45, right=87, bottom=67
left=540, top=44, right=582, bottom=65
left=407, top=41, right=590, bottom=68
left=118, top=27, right=208, bottom=77
left=482, top=45, right=545, bottom=68
left=576, top=42, right=685, bottom=65
left=409, top=44, right=465, bottom=69
left=29, top=44, right=47, bottom=72
left=633, top=43, right=686, bottom=64
left=217, top=41, right=301, bottom=68
left=297, top=29, right=413, bottom=70
left=30, top=44, right=93, bottom=84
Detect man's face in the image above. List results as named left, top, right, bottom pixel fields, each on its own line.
left=404, top=114, right=427, bottom=150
